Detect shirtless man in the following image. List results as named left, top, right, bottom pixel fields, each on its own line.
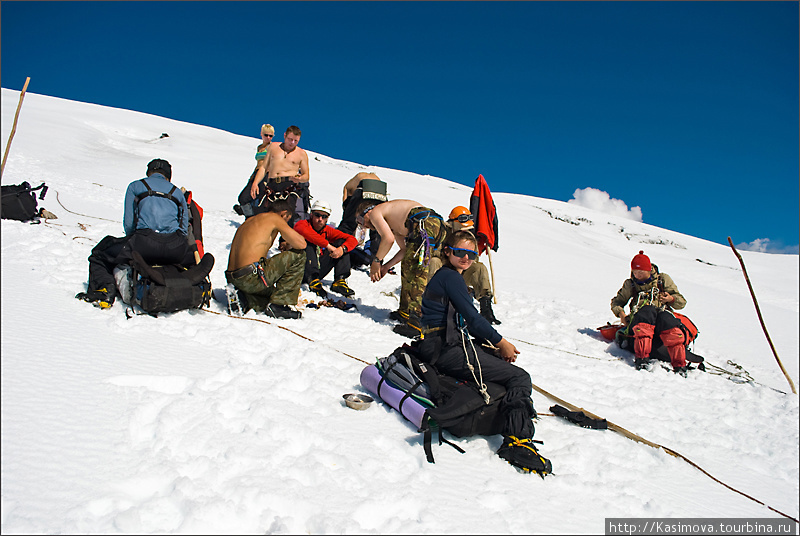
left=249, top=125, right=310, bottom=225
left=357, top=199, right=445, bottom=337
left=226, top=199, right=307, bottom=319
left=339, top=172, right=385, bottom=266
left=342, top=172, right=381, bottom=202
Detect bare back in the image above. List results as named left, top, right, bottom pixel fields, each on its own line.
left=343, top=172, right=381, bottom=201
left=368, top=199, right=422, bottom=240
left=227, top=212, right=306, bottom=270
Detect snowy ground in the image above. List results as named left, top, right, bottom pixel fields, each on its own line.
left=2, top=89, right=798, bottom=534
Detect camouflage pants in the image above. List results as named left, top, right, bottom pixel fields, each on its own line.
left=399, top=209, right=444, bottom=320
left=226, top=250, right=304, bottom=312
left=426, top=255, right=492, bottom=299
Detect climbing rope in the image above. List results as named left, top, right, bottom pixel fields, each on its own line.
left=200, top=307, right=371, bottom=365
left=55, top=190, right=119, bottom=222
left=200, top=306, right=798, bottom=522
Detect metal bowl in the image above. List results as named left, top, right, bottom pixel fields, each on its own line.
left=343, top=393, right=374, bottom=410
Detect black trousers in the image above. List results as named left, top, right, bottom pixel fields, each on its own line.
left=303, top=238, right=351, bottom=283
left=421, top=337, right=536, bottom=439
left=87, top=229, right=190, bottom=295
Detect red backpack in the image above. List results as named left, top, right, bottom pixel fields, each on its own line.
left=672, top=312, right=699, bottom=345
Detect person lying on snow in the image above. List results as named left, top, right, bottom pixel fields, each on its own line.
left=225, top=199, right=307, bottom=319
left=419, top=230, right=551, bottom=474
left=76, top=158, right=194, bottom=308
left=610, top=250, right=690, bottom=376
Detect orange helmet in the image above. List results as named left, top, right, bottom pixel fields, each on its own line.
left=448, top=206, right=474, bottom=228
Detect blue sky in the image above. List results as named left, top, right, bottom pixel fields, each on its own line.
left=2, top=1, right=797, bottom=253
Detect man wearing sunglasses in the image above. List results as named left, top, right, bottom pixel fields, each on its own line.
left=293, top=200, right=358, bottom=298
left=426, top=206, right=500, bottom=324
left=355, top=198, right=445, bottom=338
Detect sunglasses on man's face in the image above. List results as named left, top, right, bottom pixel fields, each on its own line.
left=311, top=212, right=329, bottom=219
left=448, top=246, right=478, bottom=260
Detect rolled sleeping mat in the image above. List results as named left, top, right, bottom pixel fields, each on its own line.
left=360, top=364, right=429, bottom=430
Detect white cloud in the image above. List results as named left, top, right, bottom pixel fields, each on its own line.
left=567, top=187, right=643, bottom=222
left=736, top=238, right=800, bottom=255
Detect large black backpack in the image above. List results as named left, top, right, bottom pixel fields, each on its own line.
left=125, top=250, right=214, bottom=316
left=1, top=181, right=47, bottom=221
left=377, top=344, right=507, bottom=463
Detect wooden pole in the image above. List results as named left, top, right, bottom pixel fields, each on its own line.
left=727, top=237, right=796, bottom=394
left=486, top=248, right=498, bottom=304
left=1, top=77, right=31, bottom=179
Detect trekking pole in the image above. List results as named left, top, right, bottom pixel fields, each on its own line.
left=486, top=248, right=498, bottom=304
left=727, top=237, right=796, bottom=395
left=1, top=77, right=31, bottom=179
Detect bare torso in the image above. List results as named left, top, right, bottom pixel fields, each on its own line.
left=368, top=199, right=421, bottom=239
left=366, top=199, right=429, bottom=280
left=227, top=212, right=306, bottom=270
left=266, top=142, right=308, bottom=181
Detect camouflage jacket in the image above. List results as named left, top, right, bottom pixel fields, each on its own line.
left=610, top=268, right=686, bottom=318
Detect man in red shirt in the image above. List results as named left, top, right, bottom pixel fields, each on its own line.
left=294, top=200, right=359, bottom=298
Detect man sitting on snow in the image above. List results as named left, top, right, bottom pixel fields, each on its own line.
left=610, top=250, right=690, bottom=375
left=76, top=158, right=193, bottom=308
left=293, top=200, right=359, bottom=299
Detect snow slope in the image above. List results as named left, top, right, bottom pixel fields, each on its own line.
left=2, top=89, right=798, bottom=534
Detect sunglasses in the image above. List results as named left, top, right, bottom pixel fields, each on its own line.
left=448, top=246, right=478, bottom=260
left=311, top=212, right=329, bottom=219
left=449, top=214, right=473, bottom=223
left=263, top=133, right=274, bottom=137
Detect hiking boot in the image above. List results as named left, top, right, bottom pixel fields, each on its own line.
left=265, top=303, right=302, bottom=319
left=308, top=278, right=328, bottom=299
left=388, top=310, right=408, bottom=322
left=233, top=204, right=244, bottom=216
left=225, top=285, right=249, bottom=316
left=673, top=366, right=688, bottom=378
left=330, top=278, right=355, bottom=298
left=75, top=288, right=115, bottom=309
left=393, top=322, right=422, bottom=339
left=634, top=358, right=651, bottom=371
left=479, top=296, right=501, bottom=325
left=496, top=436, right=552, bottom=477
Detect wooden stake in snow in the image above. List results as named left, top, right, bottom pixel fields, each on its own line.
left=1, top=77, right=31, bottom=179
left=727, top=236, right=796, bottom=395
left=486, top=248, right=498, bottom=304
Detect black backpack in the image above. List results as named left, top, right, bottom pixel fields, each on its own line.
left=1, top=181, right=48, bottom=221
left=377, top=344, right=507, bottom=463
left=126, top=250, right=214, bottom=316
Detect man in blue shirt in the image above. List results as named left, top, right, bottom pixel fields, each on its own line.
left=77, top=159, right=192, bottom=308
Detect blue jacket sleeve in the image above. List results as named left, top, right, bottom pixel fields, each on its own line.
left=123, top=181, right=139, bottom=236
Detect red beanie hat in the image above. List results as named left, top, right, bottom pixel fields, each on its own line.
left=631, top=250, right=652, bottom=271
